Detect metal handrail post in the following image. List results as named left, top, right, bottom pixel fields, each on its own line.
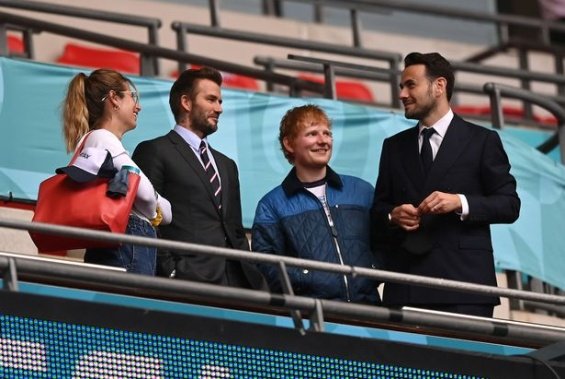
left=170, top=22, right=401, bottom=63
left=277, top=261, right=305, bottom=334
left=0, top=0, right=162, bottom=73
left=3, top=217, right=565, bottom=308
left=208, top=0, right=221, bottom=27
left=350, top=8, right=362, bottom=48
left=486, top=84, right=504, bottom=130
left=175, top=23, right=188, bottom=74
left=147, top=24, right=160, bottom=76
left=0, top=22, right=6, bottom=56
left=483, top=82, right=565, bottom=160
left=2, top=251, right=565, bottom=346
left=309, top=299, right=325, bottom=332
left=2, top=257, right=18, bottom=291
left=518, top=49, right=533, bottom=121
left=322, top=63, right=336, bottom=100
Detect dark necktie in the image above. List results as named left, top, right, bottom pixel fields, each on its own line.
left=420, top=127, right=435, bottom=176
left=199, top=141, right=222, bottom=210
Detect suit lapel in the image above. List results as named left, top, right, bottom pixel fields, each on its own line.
left=401, top=126, right=427, bottom=190
left=167, top=131, right=222, bottom=217
left=424, top=115, right=472, bottom=191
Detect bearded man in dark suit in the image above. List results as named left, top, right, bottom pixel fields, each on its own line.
left=133, top=67, right=267, bottom=290
left=372, top=52, right=520, bottom=317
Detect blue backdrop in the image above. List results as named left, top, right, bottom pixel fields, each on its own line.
left=1, top=57, right=564, bottom=290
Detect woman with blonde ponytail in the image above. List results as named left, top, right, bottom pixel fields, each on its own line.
left=62, top=69, right=171, bottom=275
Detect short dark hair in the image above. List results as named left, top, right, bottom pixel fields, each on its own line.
left=404, top=52, right=454, bottom=101
left=169, top=66, right=223, bottom=122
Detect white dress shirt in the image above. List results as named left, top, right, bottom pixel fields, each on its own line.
left=418, top=109, right=469, bottom=218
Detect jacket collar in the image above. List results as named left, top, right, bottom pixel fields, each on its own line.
left=282, top=166, right=342, bottom=196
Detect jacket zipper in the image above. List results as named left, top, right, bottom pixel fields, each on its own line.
left=310, top=189, right=351, bottom=302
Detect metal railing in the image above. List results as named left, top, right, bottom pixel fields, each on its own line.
left=255, top=54, right=397, bottom=106
left=170, top=21, right=402, bottom=103
left=484, top=82, right=565, bottom=161
left=0, top=10, right=323, bottom=95
left=254, top=54, right=565, bottom=135
left=256, top=0, right=565, bottom=48
left=1, top=4, right=565, bottom=323
left=0, top=0, right=162, bottom=74
left=254, top=0, right=565, bottom=120
left=2, top=217, right=565, bottom=347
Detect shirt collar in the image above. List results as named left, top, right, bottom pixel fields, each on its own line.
left=419, top=108, right=454, bottom=138
left=282, top=166, right=342, bottom=196
left=174, top=124, right=207, bottom=150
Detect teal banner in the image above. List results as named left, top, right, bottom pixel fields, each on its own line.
left=1, top=57, right=564, bottom=290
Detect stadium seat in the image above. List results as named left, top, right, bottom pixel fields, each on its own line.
left=298, top=74, right=375, bottom=102
left=7, top=35, right=24, bottom=54
left=56, top=42, right=140, bottom=74
left=221, top=72, right=260, bottom=91
left=170, top=67, right=260, bottom=91
left=452, top=104, right=557, bottom=126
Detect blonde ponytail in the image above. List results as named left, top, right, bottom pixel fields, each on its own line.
left=63, top=73, right=90, bottom=153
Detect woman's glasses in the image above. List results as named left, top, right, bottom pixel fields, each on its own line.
left=101, top=90, right=139, bottom=105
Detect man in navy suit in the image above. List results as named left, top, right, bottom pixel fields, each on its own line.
left=371, top=52, right=520, bottom=317
left=133, top=67, right=267, bottom=290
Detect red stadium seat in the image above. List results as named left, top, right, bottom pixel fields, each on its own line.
left=453, top=104, right=557, bottom=126
left=7, top=35, right=24, bottom=54
left=221, top=72, right=260, bottom=91
left=298, top=74, right=375, bottom=102
left=56, top=42, right=140, bottom=74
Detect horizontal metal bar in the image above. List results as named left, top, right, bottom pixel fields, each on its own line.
left=283, top=0, right=565, bottom=33
left=171, top=22, right=401, bottom=63
left=255, top=55, right=392, bottom=81
left=256, top=54, right=565, bottom=105
left=2, top=217, right=565, bottom=307
left=484, top=82, right=565, bottom=123
left=0, top=10, right=321, bottom=92
left=288, top=53, right=397, bottom=73
left=0, top=0, right=161, bottom=28
left=453, top=61, right=565, bottom=85
left=484, top=82, right=565, bottom=160
left=1, top=253, right=565, bottom=347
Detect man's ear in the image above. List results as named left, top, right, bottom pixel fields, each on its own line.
left=434, top=77, right=447, bottom=98
left=282, top=137, right=294, bottom=155
left=180, top=94, right=192, bottom=113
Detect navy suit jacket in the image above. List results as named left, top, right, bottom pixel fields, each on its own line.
left=132, top=130, right=266, bottom=289
left=372, top=115, right=520, bottom=305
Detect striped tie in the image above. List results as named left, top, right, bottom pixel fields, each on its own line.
left=199, top=141, right=222, bottom=210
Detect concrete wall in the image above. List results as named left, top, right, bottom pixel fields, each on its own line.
left=0, top=0, right=491, bottom=106
left=0, top=207, right=37, bottom=255
left=3, top=0, right=559, bottom=108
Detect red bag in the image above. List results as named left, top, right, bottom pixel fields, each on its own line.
left=30, top=136, right=140, bottom=252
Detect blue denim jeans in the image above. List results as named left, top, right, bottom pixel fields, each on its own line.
left=84, top=215, right=157, bottom=275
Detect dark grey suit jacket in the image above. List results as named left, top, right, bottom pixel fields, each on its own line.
left=132, top=130, right=266, bottom=290
left=372, top=115, right=520, bottom=305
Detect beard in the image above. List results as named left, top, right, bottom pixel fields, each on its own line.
left=404, top=101, right=435, bottom=120
left=190, top=108, right=218, bottom=137
left=404, top=85, right=436, bottom=120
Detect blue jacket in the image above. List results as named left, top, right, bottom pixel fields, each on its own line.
left=252, top=167, right=381, bottom=304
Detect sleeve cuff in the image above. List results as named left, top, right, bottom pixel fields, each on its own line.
left=457, top=194, right=469, bottom=220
